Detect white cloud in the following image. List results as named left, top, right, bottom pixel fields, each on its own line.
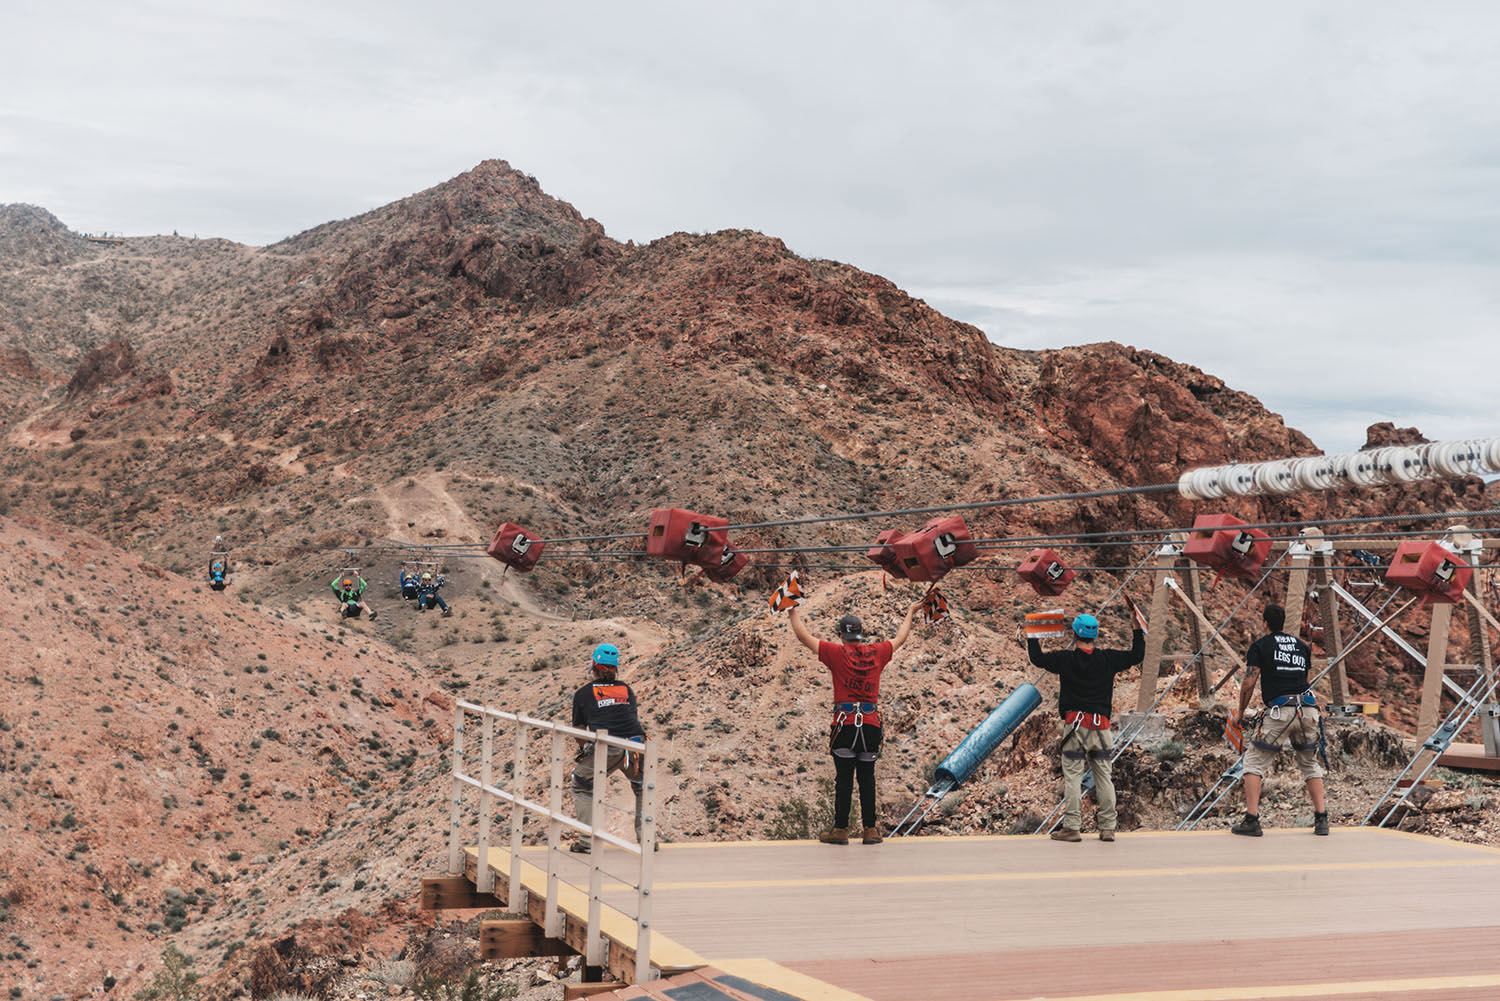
left=3, top=1, right=1499, bottom=450
left=919, top=254, right=1500, bottom=453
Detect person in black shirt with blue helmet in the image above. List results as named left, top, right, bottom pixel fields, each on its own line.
left=569, top=643, right=647, bottom=852
left=1026, top=612, right=1145, bottom=842
left=1232, top=603, right=1328, bottom=837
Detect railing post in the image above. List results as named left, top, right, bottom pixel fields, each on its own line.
left=635, top=738, right=658, bottom=983
left=476, top=712, right=494, bottom=893
left=586, top=730, right=608, bottom=967
left=510, top=722, right=528, bottom=907
left=447, top=703, right=465, bottom=875
left=545, top=730, right=565, bottom=938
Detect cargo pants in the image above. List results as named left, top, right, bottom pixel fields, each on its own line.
left=571, top=745, right=644, bottom=842
left=1060, top=723, right=1116, bottom=833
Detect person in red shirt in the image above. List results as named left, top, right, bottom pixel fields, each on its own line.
left=789, top=598, right=923, bottom=845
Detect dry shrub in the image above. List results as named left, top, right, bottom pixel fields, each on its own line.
left=409, top=919, right=477, bottom=984
left=725, top=631, right=768, bottom=673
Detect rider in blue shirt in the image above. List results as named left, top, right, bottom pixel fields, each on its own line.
left=416, top=571, right=450, bottom=615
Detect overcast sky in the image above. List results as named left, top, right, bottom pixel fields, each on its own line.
left=4, top=1, right=1497, bottom=455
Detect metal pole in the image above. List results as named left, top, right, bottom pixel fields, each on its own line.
left=586, top=730, right=608, bottom=968
left=635, top=739, right=658, bottom=983
left=476, top=712, right=494, bottom=893
left=447, top=703, right=465, bottom=875
left=545, top=730, right=564, bottom=939
left=509, top=722, right=527, bottom=908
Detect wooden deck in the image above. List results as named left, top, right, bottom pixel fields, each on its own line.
left=467, top=827, right=1500, bottom=1000
left=1436, top=741, right=1500, bottom=772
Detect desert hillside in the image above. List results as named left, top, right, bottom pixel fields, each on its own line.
left=2, top=163, right=1497, bottom=1001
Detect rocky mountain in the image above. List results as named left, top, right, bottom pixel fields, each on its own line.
left=1, top=162, right=1496, bottom=1000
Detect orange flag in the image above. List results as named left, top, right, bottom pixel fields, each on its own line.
left=769, top=571, right=804, bottom=613
left=1224, top=713, right=1245, bottom=753
left=1024, top=608, right=1067, bottom=637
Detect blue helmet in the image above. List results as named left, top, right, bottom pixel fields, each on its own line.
left=591, top=643, right=619, bottom=670
left=1072, top=614, right=1099, bottom=640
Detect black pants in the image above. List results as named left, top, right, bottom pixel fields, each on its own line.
left=830, top=723, right=882, bottom=830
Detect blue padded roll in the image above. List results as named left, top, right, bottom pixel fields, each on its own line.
left=933, top=683, right=1043, bottom=788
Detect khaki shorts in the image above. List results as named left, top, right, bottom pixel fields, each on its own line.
left=1243, top=705, right=1323, bottom=780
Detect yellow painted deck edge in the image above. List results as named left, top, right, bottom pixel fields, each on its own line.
left=464, top=846, right=707, bottom=970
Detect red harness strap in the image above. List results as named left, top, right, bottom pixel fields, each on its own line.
left=1064, top=711, right=1110, bottom=730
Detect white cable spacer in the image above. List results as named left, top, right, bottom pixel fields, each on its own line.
left=1483, top=436, right=1500, bottom=474
left=1377, top=445, right=1425, bottom=483
left=1220, top=464, right=1257, bottom=497
left=1337, top=451, right=1382, bottom=488
left=1253, top=458, right=1297, bottom=494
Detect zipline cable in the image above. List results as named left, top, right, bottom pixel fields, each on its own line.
left=295, top=506, right=1500, bottom=564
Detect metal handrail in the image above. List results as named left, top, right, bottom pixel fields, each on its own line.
left=447, top=700, right=658, bottom=982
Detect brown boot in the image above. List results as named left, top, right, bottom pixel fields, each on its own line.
left=1099, top=829, right=1116, bottom=842
left=1050, top=829, right=1082, bottom=842
left=819, top=828, right=849, bottom=845
left=861, top=827, right=883, bottom=845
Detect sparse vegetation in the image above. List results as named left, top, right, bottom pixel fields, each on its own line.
left=133, top=944, right=197, bottom=1001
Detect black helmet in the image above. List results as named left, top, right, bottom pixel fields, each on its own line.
left=837, top=614, right=865, bottom=642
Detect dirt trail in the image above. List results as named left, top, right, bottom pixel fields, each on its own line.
left=366, top=472, right=568, bottom=623
left=214, top=430, right=309, bottom=474
left=7, top=410, right=72, bottom=449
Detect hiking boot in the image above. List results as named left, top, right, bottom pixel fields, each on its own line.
left=861, top=827, right=883, bottom=845
left=442, top=607, right=452, bottom=617
left=819, top=828, right=850, bottom=845
left=1050, top=828, right=1082, bottom=842
left=1231, top=813, right=1263, bottom=837
left=1099, top=829, right=1116, bottom=842
left=1313, top=812, right=1330, bottom=836
left=569, top=839, right=590, bottom=854
left=367, top=608, right=378, bottom=620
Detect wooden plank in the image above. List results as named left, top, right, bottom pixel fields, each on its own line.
left=787, top=926, right=1500, bottom=1001
left=1436, top=742, right=1500, bottom=772
left=1181, top=563, right=1211, bottom=703
left=1462, top=574, right=1500, bottom=756
left=420, top=875, right=504, bottom=911
left=465, top=829, right=1500, bottom=1000
left=1283, top=528, right=1317, bottom=685
left=1420, top=601, right=1455, bottom=735
left=479, top=919, right=575, bottom=960
left=1134, top=547, right=1180, bottom=713
left=1311, top=546, right=1350, bottom=705
left=582, top=829, right=1500, bottom=965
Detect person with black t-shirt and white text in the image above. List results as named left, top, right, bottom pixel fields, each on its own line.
left=1232, top=603, right=1329, bottom=837
left=788, top=598, right=923, bottom=846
